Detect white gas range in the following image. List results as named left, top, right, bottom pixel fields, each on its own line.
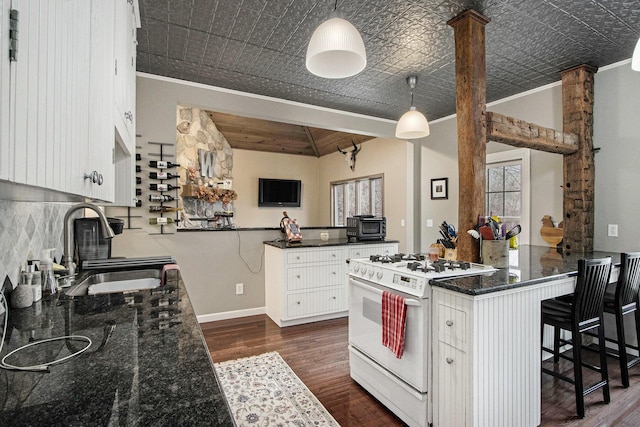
left=347, top=254, right=495, bottom=427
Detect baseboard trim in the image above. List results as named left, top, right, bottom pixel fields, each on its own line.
left=197, top=306, right=266, bottom=323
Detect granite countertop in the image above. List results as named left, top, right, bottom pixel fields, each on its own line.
left=0, top=267, right=234, bottom=426
left=432, top=245, right=622, bottom=295
left=264, top=238, right=399, bottom=249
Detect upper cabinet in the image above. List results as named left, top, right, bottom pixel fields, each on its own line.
left=0, top=0, right=138, bottom=204
left=114, top=0, right=138, bottom=154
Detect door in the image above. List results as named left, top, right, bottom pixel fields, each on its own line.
left=348, top=276, right=429, bottom=392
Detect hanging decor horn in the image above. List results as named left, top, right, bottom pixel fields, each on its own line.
left=337, top=140, right=361, bottom=172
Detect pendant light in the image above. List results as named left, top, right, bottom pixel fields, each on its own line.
left=632, top=36, right=640, bottom=71
left=306, top=1, right=366, bottom=79
left=395, top=76, right=430, bottom=139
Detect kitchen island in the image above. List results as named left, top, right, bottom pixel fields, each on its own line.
left=265, top=238, right=398, bottom=326
left=0, top=268, right=233, bottom=426
left=429, top=245, right=621, bottom=427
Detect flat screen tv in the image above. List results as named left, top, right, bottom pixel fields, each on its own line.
left=258, top=178, right=301, bottom=207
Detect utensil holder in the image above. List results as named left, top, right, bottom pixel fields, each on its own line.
left=482, top=240, right=509, bottom=268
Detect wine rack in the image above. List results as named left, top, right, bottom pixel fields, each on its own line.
left=147, top=141, right=179, bottom=235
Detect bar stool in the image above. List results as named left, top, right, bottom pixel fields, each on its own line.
left=603, top=252, right=640, bottom=387
left=541, top=257, right=612, bottom=419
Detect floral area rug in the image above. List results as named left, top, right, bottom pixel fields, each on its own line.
left=214, top=351, right=340, bottom=426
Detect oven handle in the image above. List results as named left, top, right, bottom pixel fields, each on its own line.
left=349, top=277, right=422, bottom=307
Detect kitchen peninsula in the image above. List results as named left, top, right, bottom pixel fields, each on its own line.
left=0, top=269, right=233, bottom=426
left=429, top=245, right=621, bottom=427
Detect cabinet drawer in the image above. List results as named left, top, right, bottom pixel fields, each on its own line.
left=286, top=287, right=347, bottom=318
left=287, top=248, right=345, bottom=264
left=287, top=264, right=346, bottom=291
left=438, top=303, right=467, bottom=347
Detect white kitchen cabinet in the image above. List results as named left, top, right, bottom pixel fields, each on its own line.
left=114, top=0, right=138, bottom=154
left=265, top=241, right=398, bottom=327
left=0, top=0, right=138, bottom=203
left=431, top=277, right=578, bottom=427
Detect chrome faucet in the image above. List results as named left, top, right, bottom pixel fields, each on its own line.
left=62, top=202, right=115, bottom=276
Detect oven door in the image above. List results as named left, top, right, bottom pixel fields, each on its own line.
left=348, top=275, right=429, bottom=392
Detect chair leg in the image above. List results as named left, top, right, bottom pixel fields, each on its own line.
left=554, top=326, right=561, bottom=363
left=616, top=308, right=630, bottom=388
left=572, top=330, right=585, bottom=418
left=598, top=323, right=611, bottom=403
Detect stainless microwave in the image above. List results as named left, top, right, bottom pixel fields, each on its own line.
left=346, top=216, right=386, bottom=241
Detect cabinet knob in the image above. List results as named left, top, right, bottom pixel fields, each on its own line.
left=84, top=170, right=103, bottom=185
left=332, top=253, right=336, bottom=257
left=446, top=320, right=453, bottom=327
left=296, top=301, right=301, bottom=305
left=296, top=256, right=300, bottom=260
left=446, top=357, right=454, bottom=364
left=296, top=275, right=300, bottom=279
left=332, top=296, right=336, bottom=300
left=332, top=271, right=336, bottom=275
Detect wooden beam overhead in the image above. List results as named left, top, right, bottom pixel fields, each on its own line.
left=486, top=112, right=579, bottom=154
left=303, top=126, right=321, bottom=157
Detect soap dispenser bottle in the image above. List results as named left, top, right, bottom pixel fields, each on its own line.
left=40, top=248, right=57, bottom=296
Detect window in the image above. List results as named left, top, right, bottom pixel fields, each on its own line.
left=486, top=149, right=530, bottom=244
left=331, top=175, right=383, bottom=226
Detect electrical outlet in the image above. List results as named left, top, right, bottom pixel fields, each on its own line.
left=235, top=283, right=244, bottom=295
left=607, top=224, right=618, bottom=237
left=426, top=219, right=433, bottom=227
left=401, top=219, right=405, bottom=227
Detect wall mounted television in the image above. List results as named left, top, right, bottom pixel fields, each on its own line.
left=258, top=178, right=301, bottom=207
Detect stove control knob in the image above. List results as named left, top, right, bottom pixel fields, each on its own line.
left=376, top=270, right=383, bottom=279
left=352, top=264, right=359, bottom=273
left=361, top=266, right=367, bottom=276
left=368, top=269, right=375, bottom=278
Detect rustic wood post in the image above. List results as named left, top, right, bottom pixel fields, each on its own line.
left=560, top=64, right=597, bottom=255
left=448, top=10, right=490, bottom=263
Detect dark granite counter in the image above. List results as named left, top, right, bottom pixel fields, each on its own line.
left=432, top=245, right=621, bottom=295
left=0, top=268, right=234, bottom=426
left=264, top=238, right=398, bottom=249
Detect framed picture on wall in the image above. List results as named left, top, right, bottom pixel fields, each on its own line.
left=431, top=178, right=448, bottom=200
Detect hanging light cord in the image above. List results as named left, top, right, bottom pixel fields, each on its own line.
left=0, top=291, right=92, bottom=372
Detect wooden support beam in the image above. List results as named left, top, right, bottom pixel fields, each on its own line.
left=560, top=64, right=598, bottom=255
left=303, top=126, right=321, bottom=157
left=448, top=10, right=490, bottom=263
left=486, top=112, right=579, bottom=154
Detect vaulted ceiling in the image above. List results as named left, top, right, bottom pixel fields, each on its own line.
left=137, top=0, right=640, bottom=153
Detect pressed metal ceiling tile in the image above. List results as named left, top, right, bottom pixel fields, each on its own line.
left=137, top=0, right=640, bottom=122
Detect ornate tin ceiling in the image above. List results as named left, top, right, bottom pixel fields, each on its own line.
left=137, top=0, right=640, bottom=123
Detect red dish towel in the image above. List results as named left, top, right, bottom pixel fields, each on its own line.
left=382, top=290, right=408, bottom=358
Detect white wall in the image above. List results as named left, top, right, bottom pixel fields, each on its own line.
left=109, top=74, right=411, bottom=319
left=420, top=61, right=639, bottom=253
left=420, top=81, right=566, bottom=249
left=232, top=149, right=321, bottom=228
left=593, top=63, right=640, bottom=251
left=318, top=137, right=414, bottom=253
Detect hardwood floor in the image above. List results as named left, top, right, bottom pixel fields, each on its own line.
left=202, top=315, right=640, bottom=426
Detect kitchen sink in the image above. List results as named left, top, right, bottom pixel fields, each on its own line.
left=65, top=269, right=162, bottom=296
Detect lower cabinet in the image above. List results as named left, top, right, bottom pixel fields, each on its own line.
left=265, top=241, right=398, bottom=327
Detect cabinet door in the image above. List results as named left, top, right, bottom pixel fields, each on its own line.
left=436, top=342, right=467, bottom=427
left=113, top=0, right=136, bottom=153
left=87, top=0, right=116, bottom=201
left=7, top=0, right=93, bottom=196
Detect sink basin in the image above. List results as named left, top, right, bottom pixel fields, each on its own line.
left=65, top=269, right=161, bottom=297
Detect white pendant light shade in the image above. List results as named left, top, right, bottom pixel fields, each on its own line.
left=632, top=36, right=640, bottom=71
left=306, top=11, right=366, bottom=79
left=395, top=75, right=430, bottom=139
left=395, top=107, right=430, bottom=139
